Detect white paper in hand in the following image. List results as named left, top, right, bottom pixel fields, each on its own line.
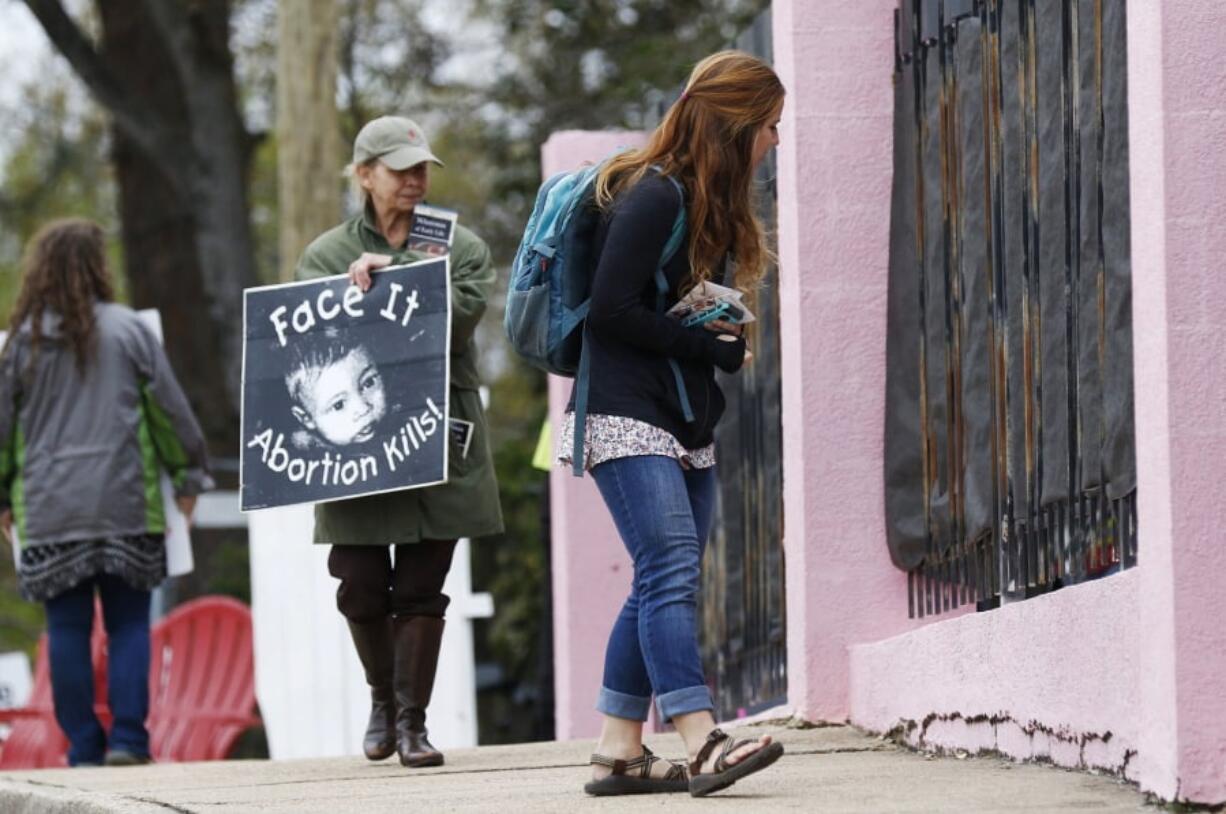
left=161, top=473, right=194, bottom=577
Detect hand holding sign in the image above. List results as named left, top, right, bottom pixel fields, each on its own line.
left=347, top=253, right=393, bottom=292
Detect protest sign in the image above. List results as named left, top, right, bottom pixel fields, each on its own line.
left=240, top=257, right=452, bottom=511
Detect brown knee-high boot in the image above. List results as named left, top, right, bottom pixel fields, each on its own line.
left=392, top=615, right=445, bottom=767
left=347, top=617, right=397, bottom=761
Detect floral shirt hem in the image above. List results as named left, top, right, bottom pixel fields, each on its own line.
left=557, top=412, right=716, bottom=472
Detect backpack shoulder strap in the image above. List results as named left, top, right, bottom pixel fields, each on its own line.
left=649, top=169, right=695, bottom=425
left=651, top=171, right=687, bottom=311
left=656, top=172, right=687, bottom=267
left=571, top=330, right=593, bottom=477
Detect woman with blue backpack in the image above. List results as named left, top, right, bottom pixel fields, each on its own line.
left=559, top=51, right=786, bottom=797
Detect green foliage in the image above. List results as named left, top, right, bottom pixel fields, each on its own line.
left=336, top=0, right=452, bottom=134
left=247, top=135, right=281, bottom=286
left=471, top=0, right=767, bottom=135
left=0, top=73, right=123, bottom=321
left=0, top=538, right=44, bottom=660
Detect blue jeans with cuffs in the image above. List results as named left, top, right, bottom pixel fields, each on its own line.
left=590, top=455, right=717, bottom=723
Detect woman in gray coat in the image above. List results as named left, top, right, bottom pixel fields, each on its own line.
left=0, top=219, right=212, bottom=766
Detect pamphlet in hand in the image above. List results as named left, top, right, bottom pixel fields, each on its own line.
left=407, top=204, right=458, bottom=256
left=667, top=280, right=756, bottom=329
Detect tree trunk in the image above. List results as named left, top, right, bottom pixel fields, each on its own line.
left=154, top=0, right=260, bottom=397
left=109, top=131, right=239, bottom=453
left=96, top=0, right=245, bottom=457
left=277, top=0, right=344, bottom=282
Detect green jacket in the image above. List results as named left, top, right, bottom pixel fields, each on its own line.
left=295, top=208, right=503, bottom=545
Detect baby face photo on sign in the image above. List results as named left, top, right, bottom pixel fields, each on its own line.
left=240, top=257, right=451, bottom=511
left=284, top=329, right=388, bottom=449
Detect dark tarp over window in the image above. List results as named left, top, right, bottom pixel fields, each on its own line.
left=885, top=0, right=1137, bottom=617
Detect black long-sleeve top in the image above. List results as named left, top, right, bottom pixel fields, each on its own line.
left=567, top=173, right=747, bottom=449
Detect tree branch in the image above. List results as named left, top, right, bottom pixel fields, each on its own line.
left=133, top=0, right=196, bottom=87
left=22, top=0, right=189, bottom=191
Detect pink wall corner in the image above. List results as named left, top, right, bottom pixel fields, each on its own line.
left=771, top=0, right=943, bottom=725
left=1128, top=0, right=1226, bottom=804
left=1127, top=0, right=1179, bottom=798
left=542, top=131, right=649, bottom=741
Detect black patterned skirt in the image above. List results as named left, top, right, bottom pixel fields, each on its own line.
left=18, top=534, right=167, bottom=602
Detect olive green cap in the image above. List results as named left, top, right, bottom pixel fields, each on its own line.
left=352, top=116, right=444, bottom=170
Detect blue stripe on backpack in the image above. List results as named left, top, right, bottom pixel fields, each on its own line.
left=504, top=163, right=692, bottom=476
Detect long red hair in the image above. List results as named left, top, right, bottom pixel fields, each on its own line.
left=595, top=50, right=784, bottom=292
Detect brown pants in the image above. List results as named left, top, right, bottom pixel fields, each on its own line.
left=327, top=541, right=457, bottom=622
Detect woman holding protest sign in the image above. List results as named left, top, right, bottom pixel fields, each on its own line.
left=0, top=219, right=212, bottom=766
left=295, top=116, right=502, bottom=768
left=555, top=51, right=786, bottom=797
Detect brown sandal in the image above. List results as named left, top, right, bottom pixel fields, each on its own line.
left=583, top=745, right=689, bottom=796
left=688, top=728, right=785, bottom=797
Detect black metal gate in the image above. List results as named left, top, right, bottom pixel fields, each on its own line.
left=698, top=11, right=787, bottom=720
left=885, top=0, right=1138, bottom=618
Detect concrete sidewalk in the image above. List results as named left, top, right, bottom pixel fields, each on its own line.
left=0, top=723, right=1152, bottom=813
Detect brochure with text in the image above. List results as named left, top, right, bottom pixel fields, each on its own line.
left=667, top=280, right=756, bottom=328
left=407, top=204, right=458, bottom=256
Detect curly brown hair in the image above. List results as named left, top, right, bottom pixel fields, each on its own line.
left=6, top=218, right=115, bottom=372
left=595, top=50, right=785, bottom=293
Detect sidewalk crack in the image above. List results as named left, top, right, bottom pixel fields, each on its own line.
left=121, top=796, right=197, bottom=814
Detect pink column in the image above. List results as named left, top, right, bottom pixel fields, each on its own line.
left=771, top=0, right=931, bottom=723
left=542, top=130, right=649, bottom=740
left=1128, top=0, right=1226, bottom=803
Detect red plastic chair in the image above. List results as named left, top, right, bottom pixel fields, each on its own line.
left=0, top=595, right=261, bottom=767
left=0, top=606, right=109, bottom=769
left=147, top=596, right=261, bottom=762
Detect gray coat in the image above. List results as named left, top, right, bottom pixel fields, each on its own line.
left=0, top=303, right=213, bottom=547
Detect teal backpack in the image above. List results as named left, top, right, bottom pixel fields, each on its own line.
left=504, top=164, right=694, bottom=475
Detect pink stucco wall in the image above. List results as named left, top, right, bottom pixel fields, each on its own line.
left=834, top=0, right=1226, bottom=804
left=1127, top=0, right=1226, bottom=803
left=771, top=0, right=936, bottom=725
left=543, top=130, right=650, bottom=741
left=850, top=569, right=1142, bottom=778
